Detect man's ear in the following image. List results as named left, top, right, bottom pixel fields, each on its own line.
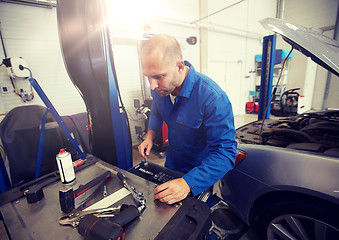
left=177, top=61, right=185, bottom=71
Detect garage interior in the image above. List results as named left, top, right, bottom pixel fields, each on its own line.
left=0, top=0, right=338, bottom=239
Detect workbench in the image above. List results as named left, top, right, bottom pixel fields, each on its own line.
left=0, top=157, right=211, bottom=239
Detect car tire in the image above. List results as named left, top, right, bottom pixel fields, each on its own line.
left=255, top=200, right=339, bottom=240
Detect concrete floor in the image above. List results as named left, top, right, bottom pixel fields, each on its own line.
left=234, top=113, right=258, bottom=129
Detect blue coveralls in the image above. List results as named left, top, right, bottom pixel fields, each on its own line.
left=148, top=61, right=237, bottom=196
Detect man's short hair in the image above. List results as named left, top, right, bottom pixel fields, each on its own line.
left=142, top=34, right=182, bottom=63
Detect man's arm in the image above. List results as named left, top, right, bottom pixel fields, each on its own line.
left=153, top=94, right=236, bottom=204
left=139, top=91, right=163, bottom=158
left=183, top=93, right=237, bottom=196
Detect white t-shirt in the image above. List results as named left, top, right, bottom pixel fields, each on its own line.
left=170, top=94, right=176, bottom=104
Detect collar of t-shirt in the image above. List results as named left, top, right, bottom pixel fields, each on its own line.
left=170, top=94, right=176, bottom=104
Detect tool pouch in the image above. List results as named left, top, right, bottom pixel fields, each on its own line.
left=78, top=214, right=124, bottom=240
left=109, top=204, right=140, bottom=226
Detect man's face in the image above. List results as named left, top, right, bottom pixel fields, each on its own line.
left=141, top=54, right=181, bottom=97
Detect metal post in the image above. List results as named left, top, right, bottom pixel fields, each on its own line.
left=99, top=0, right=132, bottom=170
left=258, top=34, right=276, bottom=120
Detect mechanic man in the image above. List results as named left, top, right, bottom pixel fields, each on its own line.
left=138, top=34, right=237, bottom=204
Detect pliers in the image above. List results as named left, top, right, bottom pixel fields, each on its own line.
left=58, top=206, right=121, bottom=228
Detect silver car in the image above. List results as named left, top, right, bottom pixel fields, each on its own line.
left=219, top=18, right=339, bottom=240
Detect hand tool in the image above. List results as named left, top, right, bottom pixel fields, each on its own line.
left=60, top=172, right=146, bottom=239
left=141, top=155, right=148, bottom=168
left=0, top=156, right=98, bottom=206
left=72, top=159, right=85, bottom=168
left=59, top=171, right=111, bottom=213
left=141, top=149, right=149, bottom=168
left=58, top=206, right=122, bottom=228
left=78, top=204, right=144, bottom=240
left=75, top=181, right=108, bottom=211
left=78, top=214, right=124, bottom=240
left=117, top=172, right=146, bottom=207
left=103, top=185, right=107, bottom=198
left=82, top=188, right=130, bottom=211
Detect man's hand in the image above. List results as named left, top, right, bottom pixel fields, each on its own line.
left=138, top=139, right=153, bottom=158
left=153, top=178, right=191, bottom=204
left=138, top=130, right=156, bottom=158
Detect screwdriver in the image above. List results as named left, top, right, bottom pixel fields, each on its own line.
left=142, top=149, right=149, bottom=168
left=142, top=155, right=149, bottom=168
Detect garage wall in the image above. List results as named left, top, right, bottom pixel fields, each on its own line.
left=282, top=0, right=339, bottom=110
left=0, top=3, right=86, bottom=117
left=0, top=1, right=200, bottom=147
left=205, top=0, right=277, bottom=115
left=112, top=0, right=277, bottom=140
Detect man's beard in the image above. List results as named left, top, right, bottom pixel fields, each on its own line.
left=156, top=89, right=171, bottom=97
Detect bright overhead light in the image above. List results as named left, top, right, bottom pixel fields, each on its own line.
left=105, top=0, right=161, bottom=34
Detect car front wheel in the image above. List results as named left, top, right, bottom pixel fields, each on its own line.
left=256, top=200, right=339, bottom=240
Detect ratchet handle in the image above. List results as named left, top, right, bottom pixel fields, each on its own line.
left=74, top=171, right=111, bottom=197
left=117, top=172, right=146, bottom=206
left=117, top=172, right=126, bottom=183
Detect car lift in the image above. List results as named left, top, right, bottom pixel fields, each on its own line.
left=24, top=67, right=87, bottom=178
left=56, top=0, right=132, bottom=171
left=1, top=1, right=133, bottom=190
left=0, top=52, right=132, bottom=191
left=0, top=67, right=87, bottom=192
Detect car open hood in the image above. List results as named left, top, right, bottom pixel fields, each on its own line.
left=260, top=18, right=339, bottom=77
